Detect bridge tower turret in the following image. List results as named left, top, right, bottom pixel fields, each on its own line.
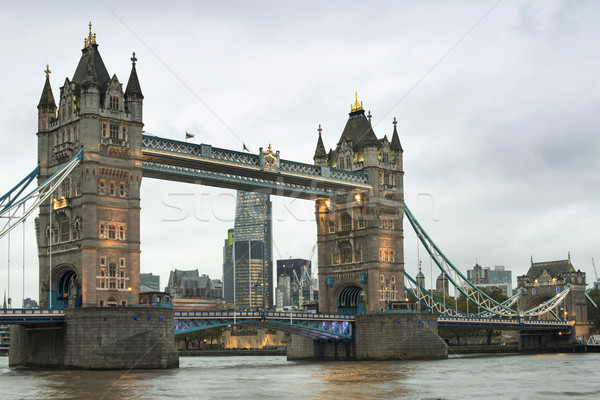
left=314, top=95, right=404, bottom=314
left=37, top=24, right=143, bottom=308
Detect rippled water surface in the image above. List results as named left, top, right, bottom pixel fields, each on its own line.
left=1, top=353, right=599, bottom=399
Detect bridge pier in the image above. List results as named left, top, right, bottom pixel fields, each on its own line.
left=288, top=313, right=447, bottom=361
left=10, top=308, right=178, bottom=369
left=518, top=329, right=573, bottom=352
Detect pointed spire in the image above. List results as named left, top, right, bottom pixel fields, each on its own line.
left=390, top=117, right=403, bottom=151
left=125, top=52, right=143, bottom=98
left=84, top=22, right=97, bottom=48
left=38, top=65, right=57, bottom=109
left=313, top=124, right=327, bottom=163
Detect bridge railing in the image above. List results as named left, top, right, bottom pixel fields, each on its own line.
left=0, top=308, right=64, bottom=316
left=142, top=135, right=369, bottom=187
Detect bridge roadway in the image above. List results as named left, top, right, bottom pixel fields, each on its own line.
left=0, top=309, right=573, bottom=337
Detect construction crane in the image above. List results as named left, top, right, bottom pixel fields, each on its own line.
left=292, top=269, right=303, bottom=307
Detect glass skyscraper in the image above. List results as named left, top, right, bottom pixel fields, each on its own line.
left=231, top=191, right=273, bottom=310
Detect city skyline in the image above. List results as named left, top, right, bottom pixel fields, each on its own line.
left=0, top=1, right=599, bottom=305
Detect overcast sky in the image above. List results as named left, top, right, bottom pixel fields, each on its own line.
left=1, top=1, right=599, bottom=305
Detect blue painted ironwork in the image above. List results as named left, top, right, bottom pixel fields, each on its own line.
left=438, top=316, right=573, bottom=330
left=173, top=311, right=354, bottom=339
left=141, top=135, right=370, bottom=200
left=0, top=148, right=83, bottom=239
left=0, top=308, right=65, bottom=324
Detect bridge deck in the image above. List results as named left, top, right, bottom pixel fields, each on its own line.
left=141, top=135, right=371, bottom=199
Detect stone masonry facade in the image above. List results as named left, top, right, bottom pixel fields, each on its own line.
left=37, top=25, right=143, bottom=308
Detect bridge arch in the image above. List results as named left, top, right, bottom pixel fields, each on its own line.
left=336, top=285, right=366, bottom=315
left=51, top=264, right=81, bottom=309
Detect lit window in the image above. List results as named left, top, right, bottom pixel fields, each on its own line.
left=108, top=224, right=116, bottom=239
left=333, top=254, right=340, bottom=264
left=99, top=223, right=105, bottom=238
left=341, top=248, right=352, bottom=263
left=122, top=125, right=127, bottom=141
left=102, top=121, right=107, bottom=137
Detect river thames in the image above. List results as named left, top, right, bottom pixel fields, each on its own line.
left=1, top=353, right=599, bottom=399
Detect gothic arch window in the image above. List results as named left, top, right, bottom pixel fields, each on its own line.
left=99, top=223, right=105, bottom=238
left=341, top=213, right=352, bottom=232
left=346, top=155, right=351, bottom=168
left=102, top=121, right=107, bottom=137
left=119, top=226, right=125, bottom=240
left=328, top=220, right=335, bottom=233
left=109, top=181, right=116, bottom=195
left=119, top=182, right=126, bottom=197
left=338, top=157, right=344, bottom=169
left=99, top=179, right=106, bottom=195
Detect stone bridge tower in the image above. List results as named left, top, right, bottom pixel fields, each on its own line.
left=517, top=255, right=590, bottom=339
left=36, top=24, right=143, bottom=308
left=313, top=95, right=404, bottom=314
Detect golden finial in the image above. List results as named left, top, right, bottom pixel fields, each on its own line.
left=44, top=64, right=51, bottom=78
left=84, top=22, right=96, bottom=48
left=267, top=143, right=273, bottom=154
left=350, top=92, right=363, bottom=112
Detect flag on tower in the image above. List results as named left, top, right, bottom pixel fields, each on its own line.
left=185, top=131, right=194, bottom=139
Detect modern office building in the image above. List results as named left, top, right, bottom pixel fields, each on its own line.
left=466, top=264, right=513, bottom=296
left=232, top=191, right=273, bottom=310
left=276, top=258, right=317, bottom=307
left=140, top=273, right=160, bottom=291
left=222, top=229, right=234, bottom=304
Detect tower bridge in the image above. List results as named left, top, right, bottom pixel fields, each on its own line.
left=1, top=24, right=591, bottom=368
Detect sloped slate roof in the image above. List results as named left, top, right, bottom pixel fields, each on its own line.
left=338, top=109, right=379, bottom=150
left=526, top=259, right=575, bottom=278
left=38, top=76, right=56, bottom=109
left=72, top=44, right=110, bottom=90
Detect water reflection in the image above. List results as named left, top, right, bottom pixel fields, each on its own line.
left=313, top=361, right=414, bottom=399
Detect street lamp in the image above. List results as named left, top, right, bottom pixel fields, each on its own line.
left=127, top=287, right=132, bottom=306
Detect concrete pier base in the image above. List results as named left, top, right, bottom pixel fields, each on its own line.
left=288, top=313, right=447, bottom=361
left=10, top=307, right=178, bottom=369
